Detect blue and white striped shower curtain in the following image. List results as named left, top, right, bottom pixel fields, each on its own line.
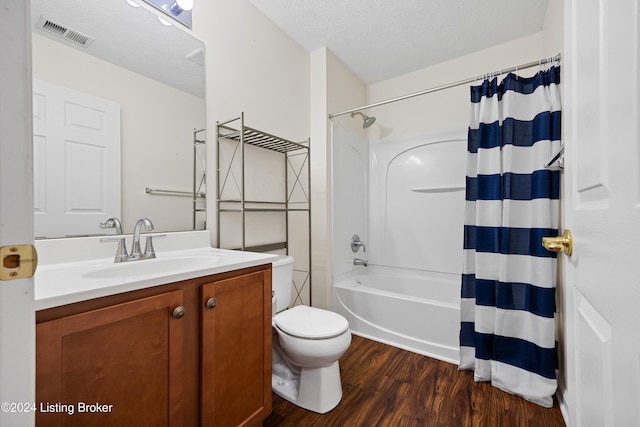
left=459, top=66, right=561, bottom=407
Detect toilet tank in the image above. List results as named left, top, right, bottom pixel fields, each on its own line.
left=272, top=255, right=294, bottom=314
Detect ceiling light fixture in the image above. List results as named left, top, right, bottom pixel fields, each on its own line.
left=168, top=0, right=193, bottom=16
left=143, top=0, right=193, bottom=28
left=157, top=16, right=173, bottom=26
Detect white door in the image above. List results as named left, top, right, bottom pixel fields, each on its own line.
left=564, top=1, right=640, bottom=425
left=33, top=79, right=121, bottom=238
left=0, top=3, right=35, bottom=426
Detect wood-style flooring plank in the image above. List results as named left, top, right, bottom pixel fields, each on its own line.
left=263, top=335, right=566, bottom=427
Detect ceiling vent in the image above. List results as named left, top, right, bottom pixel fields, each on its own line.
left=35, top=16, right=95, bottom=48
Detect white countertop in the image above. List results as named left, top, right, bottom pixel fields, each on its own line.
left=35, top=231, right=277, bottom=311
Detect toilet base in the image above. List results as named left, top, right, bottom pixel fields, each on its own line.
left=272, top=361, right=343, bottom=414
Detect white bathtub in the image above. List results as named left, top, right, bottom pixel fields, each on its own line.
left=334, top=270, right=460, bottom=363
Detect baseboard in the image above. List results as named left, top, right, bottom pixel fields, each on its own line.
left=556, top=381, right=570, bottom=425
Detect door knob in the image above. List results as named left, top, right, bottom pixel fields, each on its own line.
left=542, top=229, right=572, bottom=256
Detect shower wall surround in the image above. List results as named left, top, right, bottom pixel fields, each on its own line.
left=332, top=124, right=467, bottom=276
left=369, top=128, right=467, bottom=273
left=331, top=125, right=368, bottom=277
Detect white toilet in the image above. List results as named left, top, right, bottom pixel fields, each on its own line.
left=271, top=255, right=352, bottom=414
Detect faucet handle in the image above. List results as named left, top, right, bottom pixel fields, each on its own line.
left=100, top=236, right=128, bottom=262
left=143, top=234, right=166, bottom=258
left=351, top=234, right=366, bottom=253
left=100, top=218, right=123, bottom=234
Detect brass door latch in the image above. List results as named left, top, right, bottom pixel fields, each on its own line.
left=542, top=230, right=573, bottom=256
left=0, top=244, right=38, bottom=281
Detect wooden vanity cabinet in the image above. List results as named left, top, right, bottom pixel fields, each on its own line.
left=36, top=290, right=185, bottom=426
left=36, top=265, right=272, bottom=427
left=201, top=270, right=272, bottom=427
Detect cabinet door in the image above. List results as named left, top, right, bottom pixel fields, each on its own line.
left=36, top=290, right=185, bottom=427
left=201, top=270, right=272, bottom=427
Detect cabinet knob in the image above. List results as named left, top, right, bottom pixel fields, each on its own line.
left=172, top=306, right=186, bottom=319
left=206, top=297, right=217, bottom=310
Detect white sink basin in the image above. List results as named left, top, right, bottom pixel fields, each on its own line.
left=34, top=230, right=279, bottom=311
left=82, top=256, right=221, bottom=279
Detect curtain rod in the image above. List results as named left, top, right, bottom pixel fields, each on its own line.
left=328, top=53, right=561, bottom=119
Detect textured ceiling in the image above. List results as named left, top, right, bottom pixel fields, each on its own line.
left=30, top=0, right=205, bottom=98
left=248, top=0, right=549, bottom=84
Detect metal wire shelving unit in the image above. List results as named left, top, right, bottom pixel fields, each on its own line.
left=193, top=128, right=206, bottom=230
left=216, top=113, right=311, bottom=304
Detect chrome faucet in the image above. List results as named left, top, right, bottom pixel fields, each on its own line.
left=354, top=258, right=368, bottom=267
left=99, top=218, right=127, bottom=262
left=131, top=218, right=154, bottom=259
left=100, top=217, right=123, bottom=234
left=101, top=218, right=164, bottom=263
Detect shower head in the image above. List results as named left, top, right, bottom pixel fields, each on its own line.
left=350, top=111, right=376, bottom=129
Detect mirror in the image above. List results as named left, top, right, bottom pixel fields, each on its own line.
left=30, top=0, right=206, bottom=238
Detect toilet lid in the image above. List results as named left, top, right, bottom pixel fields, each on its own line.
left=274, top=305, right=349, bottom=339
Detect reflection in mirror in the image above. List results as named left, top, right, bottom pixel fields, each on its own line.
left=30, top=0, right=206, bottom=238
left=143, top=0, right=194, bottom=29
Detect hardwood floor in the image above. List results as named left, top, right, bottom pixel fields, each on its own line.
left=264, top=335, right=566, bottom=427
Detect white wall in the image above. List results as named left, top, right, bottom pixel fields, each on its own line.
left=311, top=48, right=367, bottom=308
left=193, top=1, right=309, bottom=144
left=32, top=34, right=205, bottom=234
left=192, top=0, right=312, bottom=303
left=309, top=48, right=330, bottom=308
left=366, top=32, right=545, bottom=140
left=543, top=0, right=564, bottom=56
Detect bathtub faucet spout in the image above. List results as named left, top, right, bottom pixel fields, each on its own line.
left=354, top=258, right=368, bottom=267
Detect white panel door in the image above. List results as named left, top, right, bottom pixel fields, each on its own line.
left=0, top=3, right=35, bottom=426
left=32, top=79, right=121, bottom=238
left=564, top=1, right=640, bottom=425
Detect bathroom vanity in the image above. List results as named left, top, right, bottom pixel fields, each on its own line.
left=34, top=231, right=274, bottom=426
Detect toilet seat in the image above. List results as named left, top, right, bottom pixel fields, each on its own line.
left=274, top=305, right=349, bottom=339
